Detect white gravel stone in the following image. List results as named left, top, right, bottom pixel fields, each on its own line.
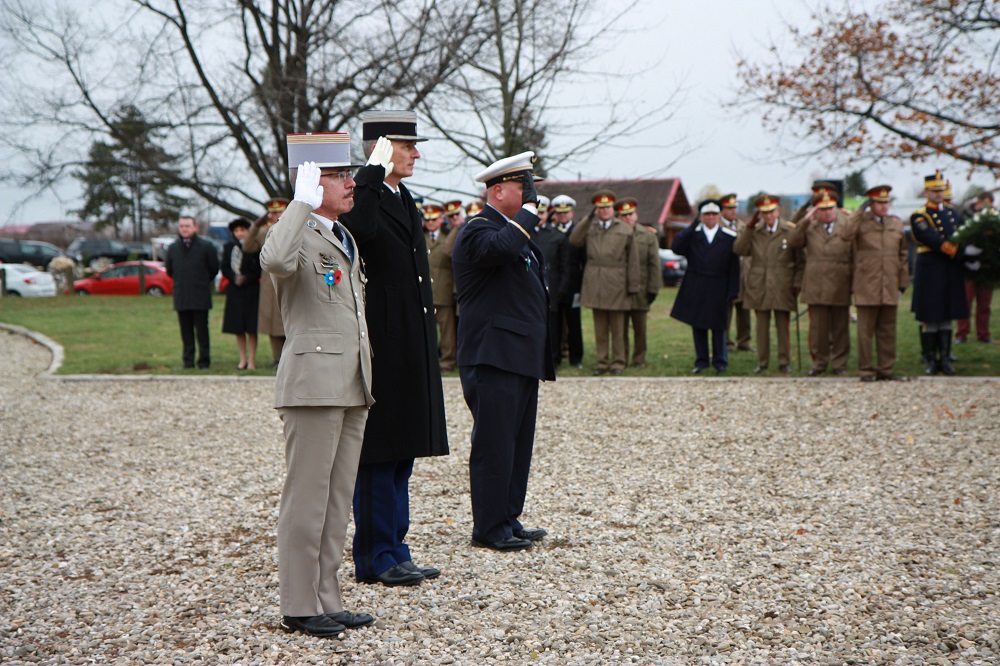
left=1, top=329, right=998, bottom=665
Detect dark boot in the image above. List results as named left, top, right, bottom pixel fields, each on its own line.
left=922, top=331, right=939, bottom=375
left=938, top=330, right=956, bottom=375
left=918, top=326, right=930, bottom=365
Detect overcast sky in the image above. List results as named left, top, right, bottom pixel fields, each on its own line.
left=1, top=0, right=993, bottom=227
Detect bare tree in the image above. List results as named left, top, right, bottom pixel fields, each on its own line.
left=0, top=0, right=487, bottom=218
left=732, top=0, right=1000, bottom=175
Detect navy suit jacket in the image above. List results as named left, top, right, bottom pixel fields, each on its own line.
left=453, top=204, right=556, bottom=381
left=670, top=222, right=741, bottom=331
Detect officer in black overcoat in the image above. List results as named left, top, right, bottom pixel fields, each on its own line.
left=532, top=206, right=572, bottom=368
left=453, top=151, right=555, bottom=552
left=339, top=110, right=448, bottom=587
left=670, top=199, right=741, bottom=373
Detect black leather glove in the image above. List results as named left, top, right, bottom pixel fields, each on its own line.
left=521, top=172, right=538, bottom=207
left=647, top=292, right=657, bottom=305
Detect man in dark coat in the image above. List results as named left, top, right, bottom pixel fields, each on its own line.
left=453, top=151, right=555, bottom=552
left=551, top=195, right=585, bottom=368
left=910, top=170, right=982, bottom=374
left=339, top=110, right=448, bottom=587
left=531, top=203, right=572, bottom=368
left=165, top=215, right=220, bottom=369
left=670, top=200, right=740, bottom=373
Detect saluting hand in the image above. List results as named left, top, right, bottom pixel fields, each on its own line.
left=521, top=172, right=538, bottom=207
left=366, top=136, right=395, bottom=176
left=293, top=161, right=323, bottom=210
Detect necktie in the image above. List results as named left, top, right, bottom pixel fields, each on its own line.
left=430, top=231, right=438, bottom=242
left=825, top=224, right=833, bottom=234
left=334, top=223, right=353, bottom=264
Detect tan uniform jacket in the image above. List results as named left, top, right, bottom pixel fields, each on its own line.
left=723, top=218, right=752, bottom=302
left=785, top=210, right=854, bottom=306
left=630, top=225, right=662, bottom=311
left=838, top=209, right=909, bottom=306
left=243, top=221, right=285, bottom=337
left=260, top=200, right=374, bottom=408
left=733, top=220, right=805, bottom=311
left=427, top=229, right=455, bottom=306
left=569, top=213, right=640, bottom=310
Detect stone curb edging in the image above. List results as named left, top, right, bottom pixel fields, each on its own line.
left=1, top=322, right=64, bottom=376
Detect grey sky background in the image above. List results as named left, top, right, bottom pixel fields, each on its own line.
left=1, top=0, right=993, bottom=227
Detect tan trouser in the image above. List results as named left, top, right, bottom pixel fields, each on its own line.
left=435, top=304, right=457, bottom=371
left=277, top=405, right=368, bottom=616
left=728, top=301, right=752, bottom=348
left=808, top=305, right=850, bottom=372
left=856, top=305, right=897, bottom=378
left=593, top=309, right=627, bottom=371
left=755, top=309, right=791, bottom=368
left=625, top=309, right=648, bottom=366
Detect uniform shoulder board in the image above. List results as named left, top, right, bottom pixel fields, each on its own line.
left=720, top=225, right=737, bottom=237
left=785, top=221, right=797, bottom=228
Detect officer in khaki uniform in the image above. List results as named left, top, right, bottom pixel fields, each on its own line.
left=720, top=194, right=753, bottom=351
left=837, top=185, right=909, bottom=381
left=425, top=202, right=457, bottom=372
left=616, top=198, right=661, bottom=367
left=786, top=190, right=854, bottom=376
left=243, top=197, right=289, bottom=365
left=260, top=132, right=382, bottom=638
left=569, top=189, right=640, bottom=375
left=733, top=194, right=805, bottom=374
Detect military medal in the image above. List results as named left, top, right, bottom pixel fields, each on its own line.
left=320, top=252, right=342, bottom=296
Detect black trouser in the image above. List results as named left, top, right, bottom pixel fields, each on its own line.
left=177, top=309, right=210, bottom=368
left=557, top=300, right=583, bottom=365
left=693, top=327, right=728, bottom=371
left=460, top=364, right=538, bottom=543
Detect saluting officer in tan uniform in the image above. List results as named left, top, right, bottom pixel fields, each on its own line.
left=733, top=194, right=805, bottom=374
left=786, top=190, right=854, bottom=376
left=425, top=202, right=457, bottom=372
left=260, top=132, right=381, bottom=638
left=720, top=193, right=753, bottom=352
left=569, top=189, right=640, bottom=375
left=617, top=198, right=661, bottom=367
left=243, top=197, right=289, bottom=365
left=838, top=185, right=909, bottom=381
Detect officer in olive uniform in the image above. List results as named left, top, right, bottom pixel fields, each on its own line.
left=733, top=194, right=805, bottom=374
left=425, top=203, right=458, bottom=372
left=720, top=194, right=753, bottom=351
left=839, top=185, right=909, bottom=381
left=244, top=197, right=289, bottom=365
left=910, top=170, right=982, bottom=374
left=617, top=198, right=661, bottom=367
left=786, top=190, right=853, bottom=376
left=569, top=190, right=640, bottom=375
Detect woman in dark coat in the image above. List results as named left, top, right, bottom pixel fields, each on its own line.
left=221, top=217, right=262, bottom=369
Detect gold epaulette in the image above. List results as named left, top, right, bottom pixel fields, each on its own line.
left=720, top=225, right=737, bottom=237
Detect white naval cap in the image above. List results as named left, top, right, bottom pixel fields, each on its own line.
left=537, top=195, right=551, bottom=211
left=474, top=151, right=541, bottom=186
left=551, top=194, right=576, bottom=212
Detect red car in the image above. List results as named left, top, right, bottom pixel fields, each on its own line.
left=73, top=261, right=174, bottom=296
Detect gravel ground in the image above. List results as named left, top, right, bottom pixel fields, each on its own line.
left=1, top=328, right=998, bottom=665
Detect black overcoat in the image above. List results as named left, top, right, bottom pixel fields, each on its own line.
left=910, top=203, right=970, bottom=322
left=340, top=166, right=449, bottom=465
left=532, top=224, right=572, bottom=311
left=221, top=240, right=261, bottom=334
left=670, top=222, right=740, bottom=330
left=453, top=204, right=556, bottom=381
left=165, top=234, right=219, bottom=312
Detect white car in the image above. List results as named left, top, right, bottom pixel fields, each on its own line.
left=0, top=263, right=58, bottom=297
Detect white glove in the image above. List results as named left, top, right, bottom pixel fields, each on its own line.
left=964, top=244, right=983, bottom=257
left=293, top=162, right=323, bottom=210
left=366, top=136, right=395, bottom=176
left=964, top=261, right=982, bottom=271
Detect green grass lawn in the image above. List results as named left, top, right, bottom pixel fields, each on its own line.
left=1, top=289, right=997, bottom=376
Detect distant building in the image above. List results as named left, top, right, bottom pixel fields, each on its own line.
left=536, top=178, right=694, bottom=246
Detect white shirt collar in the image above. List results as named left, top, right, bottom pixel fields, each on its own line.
left=766, top=222, right=778, bottom=234
left=703, top=224, right=719, bottom=243
left=311, top=213, right=335, bottom=232
left=383, top=183, right=401, bottom=196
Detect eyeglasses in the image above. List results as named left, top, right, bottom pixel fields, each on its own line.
left=320, top=170, right=355, bottom=180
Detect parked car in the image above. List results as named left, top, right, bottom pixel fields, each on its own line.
left=125, top=242, right=154, bottom=260
left=66, top=238, right=132, bottom=269
left=73, top=261, right=173, bottom=296
left=659, top=248, right=688, bottom=286
left=0, top=263, right=58, bottom=297
left=0, top=238, right=68, bottom=270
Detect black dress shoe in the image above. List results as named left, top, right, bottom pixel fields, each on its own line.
left=513, top=527, right=547, bottom=541
left=752, top=365, right=766, bottom=374
left=360, top=563, right=424, bottom=586
left=399, top=560, right=440, bottom=579
left=611, top=368, right=623, bottom=376
left=714, top=367, right=727, bottom=375
left=832, top=368, right=847, bottom=376
left=806, top=368, right=824, bottom=377
left=691, top=366, right=705, bottom=374
left=860, top=375, right=876, bottom=382
left=280, top=615, right=345, bottom=638
left=471, top=536, right=533, bottom=551
left=593, top=368, right=607, bottom=376
left=778, top=364, right=792, bottom=374
left=877, top=373, right=906, bottom=381
left=325, top=611, right=375, bottom=629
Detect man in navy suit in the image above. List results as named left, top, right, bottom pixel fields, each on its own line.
left=452, top=151, right=556, bottom=552
left=670, top=199, right=741, bottom=374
